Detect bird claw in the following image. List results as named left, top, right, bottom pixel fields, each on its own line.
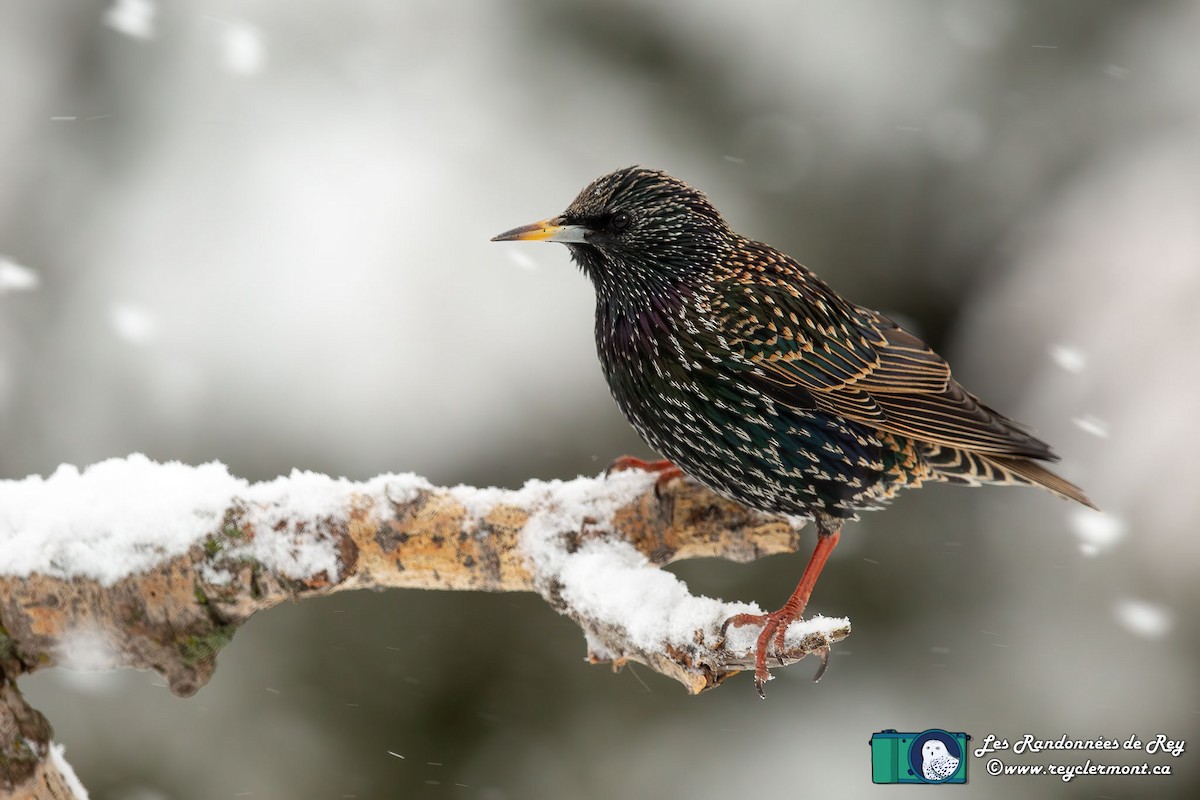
left=607, top=456, right=683, bottom=523
left=652, top=479, right=677, bottom=524
left=605, top=455, right=675, bottom=478
left=719, top=610, right=758, bottom=640
left=811, top=646, right=830, bottom=683
left=722, top=607, right=806, bottom=696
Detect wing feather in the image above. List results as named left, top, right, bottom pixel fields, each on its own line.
left=712, top=274, right=1056, bottom=460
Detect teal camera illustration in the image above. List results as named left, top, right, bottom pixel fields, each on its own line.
left=870, top=729, right=970, bottom=784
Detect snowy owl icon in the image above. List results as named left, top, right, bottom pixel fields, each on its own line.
left=921, top=738, right=961, bottom=781
left=870, top=728, right=969, bottom=783
left=905, top=729, right=966, bottom=783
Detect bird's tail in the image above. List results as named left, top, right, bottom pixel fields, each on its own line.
left=921, top=445, right=1097, bottom=510
left=983, top=454, right=1098, bottom=510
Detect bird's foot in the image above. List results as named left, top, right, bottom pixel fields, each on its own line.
left=606, top=457, right=684, bottom=520
left=721, top=607, right=805, bottom=698
left=605, top=456, right=683, bottom=484
left=720, top=523, right=841, bottom=696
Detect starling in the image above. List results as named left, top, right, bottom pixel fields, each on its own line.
left=492, top=166, right=1095, bottom=696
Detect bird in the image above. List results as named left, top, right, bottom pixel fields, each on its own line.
left=920, top=739, right=961, bottom=781
left=492, top=166, right=1095, bottom=696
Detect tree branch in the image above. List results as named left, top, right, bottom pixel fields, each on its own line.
left=0, top=456, right=849, bottom=798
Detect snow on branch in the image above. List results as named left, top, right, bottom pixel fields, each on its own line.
left=0, top=456, right=849, bottom=794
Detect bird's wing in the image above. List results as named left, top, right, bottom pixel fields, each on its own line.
left=709, top=277, right=1056, bottom=459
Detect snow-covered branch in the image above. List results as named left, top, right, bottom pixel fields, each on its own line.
left=0, top=678, right=86, bottom=800
left=0, top=456, right=849, bottom=796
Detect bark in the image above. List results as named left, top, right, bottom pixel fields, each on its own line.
left=0, top=462, right=850, bottom=799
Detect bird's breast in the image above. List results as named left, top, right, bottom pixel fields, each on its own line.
left=594, top=300, right=704, bottom=435
left=592, top=297, right=894, bottom=518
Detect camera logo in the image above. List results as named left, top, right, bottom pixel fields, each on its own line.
left=870, top=729, right=970, bottom=784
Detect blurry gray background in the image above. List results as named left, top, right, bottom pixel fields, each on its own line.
left=3, top=0, right=1198, bottom=797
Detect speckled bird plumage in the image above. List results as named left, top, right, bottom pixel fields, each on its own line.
left=499, top=166, right=1092, bottom=519
left=493, top=166, right=1094, bottom=694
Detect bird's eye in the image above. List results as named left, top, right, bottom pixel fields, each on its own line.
left=609, top=211, right=631, bottom=232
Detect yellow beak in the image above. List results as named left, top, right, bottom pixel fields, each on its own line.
left=491, top=217, right=591, bottom=243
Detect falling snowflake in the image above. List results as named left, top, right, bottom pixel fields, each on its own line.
left=220, top=21, right=267, bottom=75
left=110, top=303, right=158, bottom=345
left=0, top=258, right=39, bottom=294
left=1114, top=599, right=1172, bottom=639
left=507, top=249, right=538, bottom=271
left=104, top=0, right=156, bottom=40
left=1072, top=414, right=1110, bottom=438
left=1068, top=507, right=1124, bottom=557
left=1048, top=344, right=1086, bottom=373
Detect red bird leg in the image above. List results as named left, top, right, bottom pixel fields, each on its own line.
left=606, top=455, right=680, bottom=478
left=606, top=456, right=685, bottom=521
left=606, top=456, right=684, bottom=493
left=724, top=520, right=843, bottom=698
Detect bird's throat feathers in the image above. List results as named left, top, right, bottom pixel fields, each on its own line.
left=567, top=241, right=701, bottom=307
left=580, top=249, right=696, bottom=362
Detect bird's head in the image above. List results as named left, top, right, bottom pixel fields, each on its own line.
left=923, top=741, right=948, bottom=759
left=492, top=166, right=733, bottom=300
